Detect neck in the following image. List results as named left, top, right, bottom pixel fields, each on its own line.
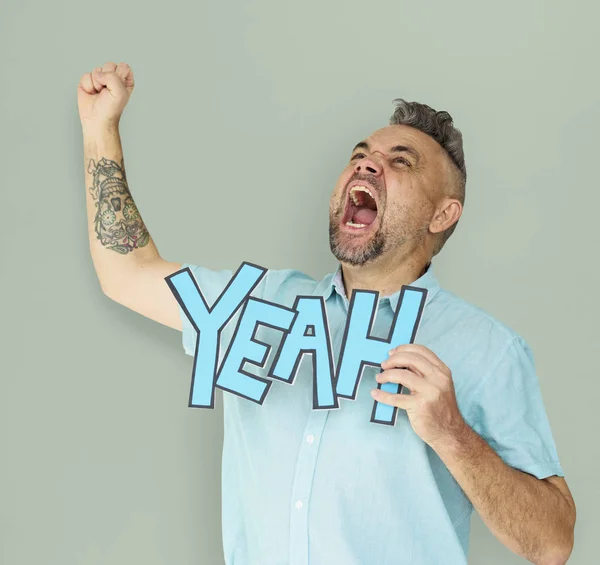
left=340, top=252, right=431, bottom=299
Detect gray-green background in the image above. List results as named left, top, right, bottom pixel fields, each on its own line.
left=1, top=0, right=598, bottom=563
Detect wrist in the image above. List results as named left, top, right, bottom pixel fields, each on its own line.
left=429, top=417, right=474, bottom=458
left=81, top=119, right=120, bottom=137
left=82, top=121, right=122, bottom=156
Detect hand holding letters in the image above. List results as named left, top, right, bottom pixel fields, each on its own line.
left=374, top=344, right=466, bottom=444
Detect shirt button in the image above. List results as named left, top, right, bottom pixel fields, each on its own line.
left=306, top=434, right=315, bottom=444
left=295, top=500, right=303, bottom=510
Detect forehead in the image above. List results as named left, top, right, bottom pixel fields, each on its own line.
left=361, top=124, right=444, bottom=161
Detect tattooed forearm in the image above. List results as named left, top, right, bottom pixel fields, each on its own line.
left=87, top=157, right=150, bottom=254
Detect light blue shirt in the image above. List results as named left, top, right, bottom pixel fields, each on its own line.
left=177, top=261, right=563, bottom=565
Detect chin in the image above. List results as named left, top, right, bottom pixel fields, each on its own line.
left=329, top=221, right=385, bottom=266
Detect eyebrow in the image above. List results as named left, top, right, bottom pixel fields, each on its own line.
left=352, top=141, right=420, bottom=163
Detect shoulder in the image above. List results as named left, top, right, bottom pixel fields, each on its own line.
left=426, top=287, right=533, bottom=376
left=433, top=287, right=524, bottom=344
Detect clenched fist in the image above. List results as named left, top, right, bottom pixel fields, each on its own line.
left=77, top=61, right=135, bottom=129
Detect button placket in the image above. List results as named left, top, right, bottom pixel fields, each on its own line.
left=288, top=320, right=347, bottom=565
left=288, top=409, right=328, bottom=565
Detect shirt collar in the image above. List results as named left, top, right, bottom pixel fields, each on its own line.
left=318, top=262, right=441, bottom=311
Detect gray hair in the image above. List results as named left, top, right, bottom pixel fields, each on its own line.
left=389, top=98, right=466, bottom=256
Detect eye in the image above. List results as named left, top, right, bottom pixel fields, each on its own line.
left=393, top=156, right=410, bottom=166
left=350, top=152, right=366, bottom=161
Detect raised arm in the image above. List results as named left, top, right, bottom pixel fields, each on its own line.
left=78, top=62, right=182, bottom=330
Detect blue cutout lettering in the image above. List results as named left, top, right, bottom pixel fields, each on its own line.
left=371, top=286, right=427, bottom=425
left=269, top=296, right=338, bottom=409
left=165, top=262, right=266, bottom=407
left=166, top=262, right=428, bottom=425
left=335, top=287, right=426, bottom=424
left=215, top=297, right=296, bottom=403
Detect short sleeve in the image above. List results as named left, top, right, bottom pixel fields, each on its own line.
left=177, top=263, right=235, bottom=356
left=463, top=337, right=564, bottom=479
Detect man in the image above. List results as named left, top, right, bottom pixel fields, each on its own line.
left=78, top=61, right=576, bottom=565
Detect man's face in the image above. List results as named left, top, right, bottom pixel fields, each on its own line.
left=329, top=124, right=450, bottom=266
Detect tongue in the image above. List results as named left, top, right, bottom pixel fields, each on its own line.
left=353, top=207, right=377, bottom=225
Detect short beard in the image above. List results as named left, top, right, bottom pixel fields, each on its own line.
left=329, top=220, right=386, bottom=266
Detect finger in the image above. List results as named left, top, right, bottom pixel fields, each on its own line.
left=116, top=62, right=135, bottom=90
left=101, top=61, right=118, bottom=72
left=78, top=72, right=96, bottom=94
left=406, top=345, right=446, bottom=371
left=371, top=387, right=413, bottom=409
left=389, top=343, right=446, bottom=371
left=94, top=69, right=126, bottom=98
left=383, top=352, right=450, bottom=389
left=376, top=368, right=427, bottom=393
left=90, top=67, right=104, bottom=91
left=381, top=351, right=434, bottom=377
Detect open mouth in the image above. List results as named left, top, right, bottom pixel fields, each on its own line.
left=342, top=185, right=379, bottom=229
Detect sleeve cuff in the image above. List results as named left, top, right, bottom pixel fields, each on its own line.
left=511, top=457, right=565, bottom=480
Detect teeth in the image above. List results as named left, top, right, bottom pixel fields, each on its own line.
left=346, top=221, right=367, bottom=228
left=350, top=185, right=374, bottom=205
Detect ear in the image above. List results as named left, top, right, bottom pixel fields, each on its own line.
left=429, top=198, right=462, bottom=235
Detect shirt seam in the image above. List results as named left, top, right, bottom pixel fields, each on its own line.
left=452, top=506, right=472, bottom=529
left=460, top=336, right=520, bottom=422
left=513, top=454, right=562, bottom=466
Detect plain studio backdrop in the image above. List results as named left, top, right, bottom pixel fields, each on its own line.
left=1, top=0, right=598, bottom=563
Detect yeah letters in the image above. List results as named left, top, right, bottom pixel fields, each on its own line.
left=165, top=262, right=427, bottom=426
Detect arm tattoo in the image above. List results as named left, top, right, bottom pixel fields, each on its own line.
left=87, top=157, right=150, bottom=254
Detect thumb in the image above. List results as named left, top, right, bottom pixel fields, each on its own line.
left=94, top=69, right=126, bottom=98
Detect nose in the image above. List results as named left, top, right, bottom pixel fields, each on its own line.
left=353, top=154, right=382, bottom=176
